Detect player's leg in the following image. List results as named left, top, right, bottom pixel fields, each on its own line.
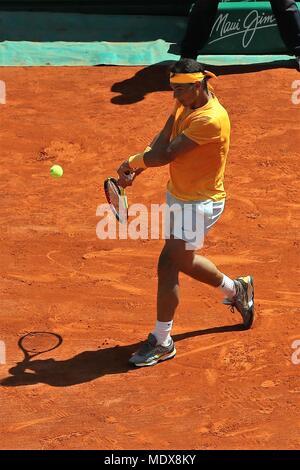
left=150, top=238, right=233, bottom=344
left=180, top=0, right=220, bottom=59
left=129, top=237, right=234, bottom=368
left=157, top=242, right=180, bottom=323
left=155, top=236, right=254, bottom=335
left=128, top=240, right=179, bottom=367
left=172, top=243, right=223, bottom=287
left=169, top=239, right=255, bottom=330
left=165, top=196, right=254, bottom=329
left=270, top=0, right=300, bottom=66
left=129, top=197, right=254, bottom=367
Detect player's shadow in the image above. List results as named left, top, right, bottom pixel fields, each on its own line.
left=205, top=58, right=297, bottom=75
left=111, top=62, right=173, bottom=105
left=111, top=58, right=297, bottom=105
left=1, top=323, right=244, bottom=388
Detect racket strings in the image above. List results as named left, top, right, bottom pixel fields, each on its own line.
left=107, top=181, right=121, bottom=209
left=107, top=181, right=127, bottom=221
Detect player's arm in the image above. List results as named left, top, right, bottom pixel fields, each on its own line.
left=143, top=133, right=198, bottom=167
left=129, top=99, right=196, bottom=168
left=117, top=100, right=182, bottom=184
left=145, top=98, right=181, bottom=157
left=117, top=132, right=198, bottom=186
left=143, top=114, right=220, bottom=167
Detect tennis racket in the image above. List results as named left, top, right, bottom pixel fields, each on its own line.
left=104, top=177, right=128, bottom=224
left=10, top=331, right=63, bottom=374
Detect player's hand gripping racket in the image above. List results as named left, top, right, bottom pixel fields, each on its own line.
left=104, top=177, right=129, bottom=224
left=10, top=331, right=63, bottom=374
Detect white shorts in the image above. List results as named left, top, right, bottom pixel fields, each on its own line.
left=164, top=191, right=225, bottom=250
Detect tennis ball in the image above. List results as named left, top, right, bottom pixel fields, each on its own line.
left=50, top=164, right=63, bottom=178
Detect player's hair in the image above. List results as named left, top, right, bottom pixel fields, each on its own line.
left=169, top=58, right=205, bottom=75
left=169, top=59, right=210, bottom=93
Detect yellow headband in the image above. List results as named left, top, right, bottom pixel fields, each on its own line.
left=169, top=71, right=217, bottom=84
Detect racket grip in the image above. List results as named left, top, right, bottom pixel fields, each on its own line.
left=118, top=170, right=132, bottom=185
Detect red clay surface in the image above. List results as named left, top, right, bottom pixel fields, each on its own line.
left=0, top=66, right=300, bottom=450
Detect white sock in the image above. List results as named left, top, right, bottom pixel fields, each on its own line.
left=218, top=274, right=236, bottom=299
left=152, top=320, right=173, bottom=347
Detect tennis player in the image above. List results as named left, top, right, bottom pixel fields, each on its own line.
left=117, top=59, right=255, bottom=367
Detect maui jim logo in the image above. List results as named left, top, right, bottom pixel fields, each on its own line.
left=210, top=10, right=277, bottom=48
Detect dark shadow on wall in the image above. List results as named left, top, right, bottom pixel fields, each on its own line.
left=111, top=58, right=298, bottom=105
left=0, top=3, right=188, bottom=42
left=0, top=1, right=192, bottom=15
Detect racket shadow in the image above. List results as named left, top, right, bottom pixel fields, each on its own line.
left=1, top=323, right=242, bottom=388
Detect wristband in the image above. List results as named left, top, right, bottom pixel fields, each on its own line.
left=128, top=146, right=151, bottom=169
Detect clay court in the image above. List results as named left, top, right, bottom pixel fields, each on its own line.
left=0, top=65, right=300, bottom=449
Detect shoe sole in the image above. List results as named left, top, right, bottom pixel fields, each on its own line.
left=244, top=275, right=255, bottom=329
left=130, top=347, right=177, bottom=368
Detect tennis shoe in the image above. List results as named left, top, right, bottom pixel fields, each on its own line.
left=129, top=333, right=176, bottom=367
left=223, top=275, right=255, bottom=329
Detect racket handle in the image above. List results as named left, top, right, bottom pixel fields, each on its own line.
left=117, top=170, right=133, bottom=188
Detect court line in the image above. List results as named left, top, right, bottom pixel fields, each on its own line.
left=176, top=338, right=236, bottom=358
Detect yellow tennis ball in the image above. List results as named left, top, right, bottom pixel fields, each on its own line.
left=50, top=164, right=63, bottom=178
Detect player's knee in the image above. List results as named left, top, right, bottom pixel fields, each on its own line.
left=158, top=249, right=194, bottom=274
left=176, top=252, right=195, bottom=273
left=158, top=250, right=176, bottom=275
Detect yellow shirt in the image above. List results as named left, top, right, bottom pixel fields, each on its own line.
left=167, top=94, right=230, bottom=201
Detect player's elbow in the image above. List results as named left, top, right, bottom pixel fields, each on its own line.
left=163, top=149, right=176, bottom=164
left=153, top=150, right=173, bottom=166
